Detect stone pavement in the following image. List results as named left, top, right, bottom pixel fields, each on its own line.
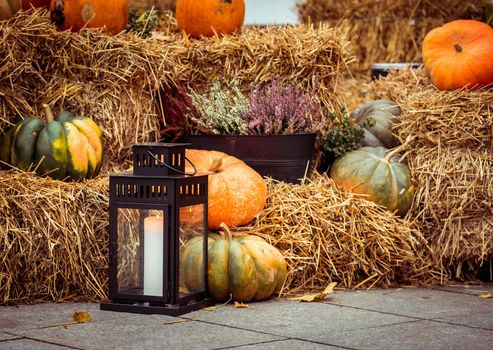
left=0, top=284, right=492, bottom=350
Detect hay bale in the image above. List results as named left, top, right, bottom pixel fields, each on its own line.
left=334, top=18, right=442, bottom=75
left=297, top=0, right=488, bottom=75
left=1, top=169, right=436, bottom=304
left=129, top=0, right=176, bottom=14
left=0, top=9, right=349, bottom=169
left=297, top=0, right=486, bottom=22
left=367, top=69, right=493, bottom=279
left=235, top=174, right=436, bottom=293
left=0, top=170, right=109, bottom=305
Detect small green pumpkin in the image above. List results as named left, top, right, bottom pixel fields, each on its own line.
left=180, top=224, right=287, bottom=302
left=0, top=105, right=103, bottom=180
left=330, top=146, right=414, bottom=216
left=351, top=100, right=401, bottom=149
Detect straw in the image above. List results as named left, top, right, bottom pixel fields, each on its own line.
left=235, top=173, right=438, bottom=294
left=366, top=68, right=493, bottom=280
left=297, top=0, right=487, bottom=76
left=0, top=8, right=350, bottom=170
left=296, top=0, right=486, bottom=21
left=0, top=170, right=109, bottom=305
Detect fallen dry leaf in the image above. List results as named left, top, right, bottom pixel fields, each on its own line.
left=202, top=306, right=218, bottom=311
left=41, top=311, right=93, bottom=329
left=288, top=282, right=337, bottom=302
left=234, top=301, right=249, bottom=308
left=72, top=311, right=92, bottom=323
left=479, top=293, right=492, bottom=298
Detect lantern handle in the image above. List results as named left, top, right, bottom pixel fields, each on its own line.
left=147, top=150, right=197, bottom=176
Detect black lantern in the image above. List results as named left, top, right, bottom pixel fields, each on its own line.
left=100, top=143, right=215, bottom=315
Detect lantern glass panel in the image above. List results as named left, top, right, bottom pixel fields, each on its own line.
left=178, top=204, right=207, bottom=298
left=117, top=208, right=166, bottom=297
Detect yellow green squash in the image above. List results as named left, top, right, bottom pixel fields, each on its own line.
left=180, top=224, right=287, bottom=302
left=0, top=105, right=103, bottom=180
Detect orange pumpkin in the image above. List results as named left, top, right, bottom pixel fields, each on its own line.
left=185, top=149, right=267, bottom=230
left=422, top=20, right=493, bottom=90
left=176, top=0, right=245, bottom=38
left=0, top=0, right=21, bottom=20
left=49, top=0, right=129, bottom=35
left=22, top=0, right=49, bottom=9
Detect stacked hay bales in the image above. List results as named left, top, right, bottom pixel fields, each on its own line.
left=0, top=9, right=350, bottom=304
left=237, top=174, right=436, bottom=292
left=0, top=8, right=349, bottom=169
left=297, top=0, right=488, bottom=76
left=369, top=69, right=493, bottom=280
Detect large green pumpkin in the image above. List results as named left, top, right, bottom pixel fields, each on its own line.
left=330, top=146, right=414, bottom=216
left=0, top=0, right=21, bottom=20
left=351, top=100, right=401, bottom=149
left=180, top=224, right=287, bottom=302
left=0, top=105, right=103, bottom=180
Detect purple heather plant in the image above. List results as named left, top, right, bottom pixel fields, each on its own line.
left=245, top=79, right=323, bottom=135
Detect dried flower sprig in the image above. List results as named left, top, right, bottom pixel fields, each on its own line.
left=245, top=79, right=323, bottom=135
left=187, top=80, right=249, bottom=135
left=158, top=82, right=199, bottom=140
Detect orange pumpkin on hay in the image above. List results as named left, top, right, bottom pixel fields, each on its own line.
left=175, top=0, right=245, bottom=38
left=49, top=0, right=129, bottom=35
left=422, top=20, right=493, bottom=90
left=184, top=149, right=267, bottom=230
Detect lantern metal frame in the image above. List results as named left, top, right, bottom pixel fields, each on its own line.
left=100, top=143, right=215, bottom=316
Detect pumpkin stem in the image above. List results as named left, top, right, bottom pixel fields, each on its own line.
left=208, top=158, right=223, bottom=173
left=454, top=44, right=463, bottom=53
left=383, top=135, right=412, bottom=162
left=43, top=104, right=55, bottom=123
left=219, top=223, right=233, bottom=242
left=51, top=0, right=65, bottom=26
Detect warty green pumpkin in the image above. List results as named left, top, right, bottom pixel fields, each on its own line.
left=0, top=104, right=103, bottom=180
left=180, top=224, right=287, bottom=302
left=330, top=146, right=414, bottom=216
left=351, top=100, right=401, bottom=149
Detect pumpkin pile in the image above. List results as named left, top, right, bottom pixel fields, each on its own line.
left=0, top=105, right=104, bottom=181
left=329, top=100, right=415, bottom=216
left=180, top=149, right=287, bottom=302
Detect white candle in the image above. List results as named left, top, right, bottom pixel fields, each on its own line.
left=143, top=216, right=164, bottom=296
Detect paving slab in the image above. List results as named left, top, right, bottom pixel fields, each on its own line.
left=0, top=302, right=181, bottom=332
left=186, top=299, right=413, bottom=341
left=324, top=287, right=493, bottom=319
left=0, top=338, right=77, bottom=350
left=9, top=306, right=284, bottom=350
left=323, top=319, right=493, bottom=350
left=0, top=333, right=22, bottom=342
left=433, top=310, right=493, bottom=330
left=220, top=339, right=344, bottom=349
left=431, top=283, right=493, bottom=296
left=15, top=321, right=283, bottom=350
